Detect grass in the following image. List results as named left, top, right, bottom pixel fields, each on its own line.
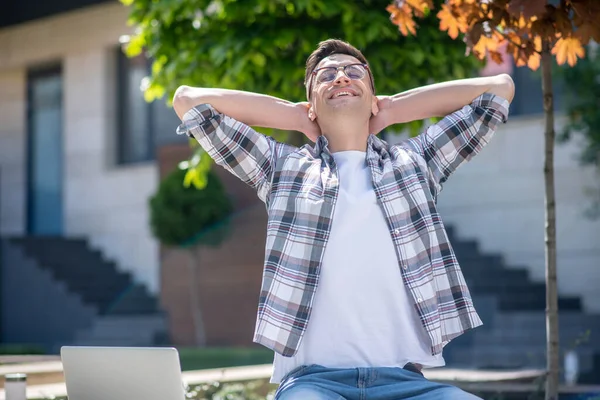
left=177, top=346, right=274, bottom=371
left=0, top=344, right=46, bottom=355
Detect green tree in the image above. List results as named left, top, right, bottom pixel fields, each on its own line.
left=387, top=1, right=600, bottom=397
left=560, top=44, right=600, bottom=218
left=121, top=0, right=482, bottom=187
left=149, top=166, right=233, bottom=345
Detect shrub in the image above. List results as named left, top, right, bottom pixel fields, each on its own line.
left=186, top=380, right=275, bottom=400
left=149, top=167, right=233, bottom=247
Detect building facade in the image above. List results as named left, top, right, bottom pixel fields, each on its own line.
left=0, top=0, right=599, bottom=360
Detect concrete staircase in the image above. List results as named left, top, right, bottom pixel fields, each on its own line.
left=0, top=237, right=168, bottom=352
left=72, top=315, right=168, bottom=346
left=444, top=227, right=600, bottom=384
left=10, top=237, right=160, bottom=315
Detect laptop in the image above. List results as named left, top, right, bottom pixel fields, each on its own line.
left=60, top=346, right=186, bottom=400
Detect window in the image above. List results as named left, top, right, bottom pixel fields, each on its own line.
left=27, top=66, right=63, bottom=234
left=116, top=49, right=183, bottom=165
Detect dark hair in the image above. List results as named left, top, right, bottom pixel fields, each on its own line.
left=304, top=39, right=375, bottom=100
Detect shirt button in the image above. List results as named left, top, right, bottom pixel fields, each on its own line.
left=417, top=298, right=423, bottom=303
left=394, top=229, right=400, bottom=234
left=403, top=265, right=408, bottom=270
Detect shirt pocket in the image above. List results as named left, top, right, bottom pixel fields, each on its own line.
left=271, top=154, right=325, bottom=203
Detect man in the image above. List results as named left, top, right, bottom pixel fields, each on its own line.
left=173, top=39, right=514, bottom=400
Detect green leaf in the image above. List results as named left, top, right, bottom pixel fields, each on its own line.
left=143, top=81, right=165, bottom=102
left=409, top=49, right=425, bottom=66
left=149, top=167, right=232, bottom=247
left=183, top=168, right=199, bottom=188
left=122, top=0, right=482, bottom=188
left=124, top=34, right=145, bottom=57
left=251, top=53, right=266, bottom=68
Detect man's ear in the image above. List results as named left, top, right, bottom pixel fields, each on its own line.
left=371, top=96, right=379, bottom=116
left=308, top=105, right=317, bottom=121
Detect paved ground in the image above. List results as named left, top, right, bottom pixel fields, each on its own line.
left=0, top=355, right=60, bottom=364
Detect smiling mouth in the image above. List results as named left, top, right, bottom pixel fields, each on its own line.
left=330, top=90, right=358, bottom=99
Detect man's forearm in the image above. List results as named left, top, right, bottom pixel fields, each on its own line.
left=385, top=74, right=515, bottom=125
left=173, top=86, right=309, bottom=133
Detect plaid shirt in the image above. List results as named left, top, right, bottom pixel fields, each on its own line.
left=177, top=93, right=510, bottom=357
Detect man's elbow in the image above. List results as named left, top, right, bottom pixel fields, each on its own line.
left=490, top=73, right=515, bottom=103
left=173, top=85, right=194, bottom=119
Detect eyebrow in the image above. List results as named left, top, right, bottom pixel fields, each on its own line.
left=316, top=61, right=361, bottom=69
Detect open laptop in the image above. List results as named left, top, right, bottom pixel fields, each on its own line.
left=61, top=346, right=186, bottom=400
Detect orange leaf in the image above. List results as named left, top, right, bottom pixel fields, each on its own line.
left=489, top=50, right=504, bottom=65
left=388, top=4, right=418, bottom=36
left=473, top=35, right=499, bottom=58
left=506, top=43, right=519, bottom=62
left=437, top=4, right=465, bottom=39
left=574, top=20, right=600, bottom=45
left=405, top=0, right=433, bottom=18
left=571, top=0, right=600, bottom=39
left=517, top=15, right=528, bottom=29
left=530, top=18, right=556, bottom=42
left=514, top=53, right=528, bottom=68
left=527, top=52, right=541, bottom=70
left=551, top=37, right=585, bottom=67
left=508, top=0, right=547, bottom=19
left=465, top=21, right=484, bottom=48
left=506, top=32, right=523, bottom=47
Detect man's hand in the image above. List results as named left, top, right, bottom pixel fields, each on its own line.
left=369, top=96, right=392, bottom=135
left=295, top=102, right=321, bottom=142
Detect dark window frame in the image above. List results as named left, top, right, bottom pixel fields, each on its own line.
left=116, top=49, right=155, bottom=165
left=26, top=64, right=64, bottom=234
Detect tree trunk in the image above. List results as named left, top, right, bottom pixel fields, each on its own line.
left=541, top=42, right=559, bottom=400
left=187, top=247, right=206, bottom=346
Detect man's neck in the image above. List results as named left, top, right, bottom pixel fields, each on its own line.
left=318, top=118, right=370, bottom=153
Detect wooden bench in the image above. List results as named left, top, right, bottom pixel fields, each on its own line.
left=2, top=362, right=598, bottom=400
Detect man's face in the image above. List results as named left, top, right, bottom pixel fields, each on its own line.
left=308, top=54, right=377, bottom=123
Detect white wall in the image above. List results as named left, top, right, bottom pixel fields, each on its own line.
left=0, top=3, right=160, bottom=293
left=0, top=70, right=26, bottom=235
left=63, top=49, right=159, bottom=293
left=397, top=115, right=600, bottom=313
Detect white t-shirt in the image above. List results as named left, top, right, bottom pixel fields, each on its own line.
left=271, top=151, right=444, bottom=384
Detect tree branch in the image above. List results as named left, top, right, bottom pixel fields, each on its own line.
left=493, top=27, right=542, bottom=55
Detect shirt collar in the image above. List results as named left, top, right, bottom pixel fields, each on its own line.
left=315, top=134, right=387, bottom=154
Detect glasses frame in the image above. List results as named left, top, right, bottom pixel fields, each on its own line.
left=307, top=63, right=374, bottom=100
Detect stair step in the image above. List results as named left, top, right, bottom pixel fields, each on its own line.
left=441, top=225, right=597, bottom=381
left=72, top=315, right=167, bottom=347
left=496, top=296, right=581, bottom=311
left=465, top=269, right=531, bottom=289
left=445, top=345, right=597, bottom=372
left=9, top=236, right=161, bottom=317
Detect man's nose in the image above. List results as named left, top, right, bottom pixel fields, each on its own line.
left=333, top=70, right=351, bottom=85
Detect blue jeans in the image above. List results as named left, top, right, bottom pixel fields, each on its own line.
left=274, top=364, right=482, bottom=400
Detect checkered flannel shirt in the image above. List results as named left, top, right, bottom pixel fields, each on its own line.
left=176, top=93, right=510, bottom=357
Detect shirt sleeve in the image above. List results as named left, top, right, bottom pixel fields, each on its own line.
left=176, top=103, right=295, bottom=203
left=400, top=92, right=510, bottom=193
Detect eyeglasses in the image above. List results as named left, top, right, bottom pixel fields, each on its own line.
left=307, top=63, right=373, bottom=99
left=313, top=63, right=369, bottom=84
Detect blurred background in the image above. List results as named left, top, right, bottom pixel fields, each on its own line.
left=0, top=0, right=599, bottom=396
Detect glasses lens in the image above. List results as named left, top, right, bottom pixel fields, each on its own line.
left=315, top=65, right=366, bottom=84
left=345, top=65, right=365, bottom=79
left=316, top=68, right=337, bottom=83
